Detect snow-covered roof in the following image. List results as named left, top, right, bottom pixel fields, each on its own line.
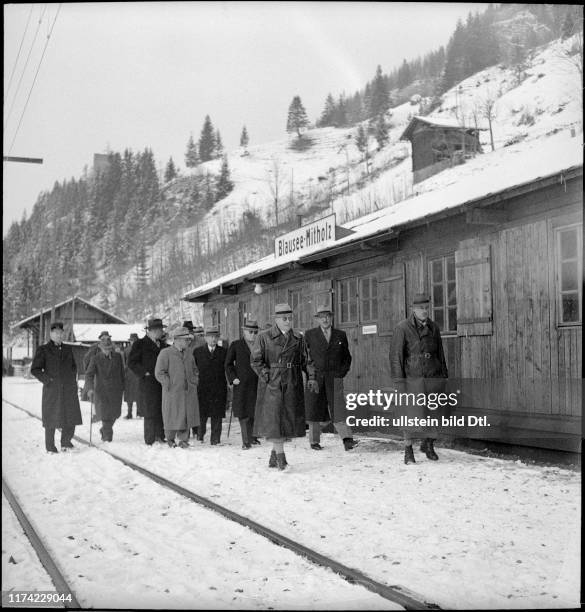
left=400, top=115, right=483, bottom=141
left=184, top=129, right=582, bottom=302
left=72, top=323, right=145, bottom=343
left=13, top=296, right=127, bottom=329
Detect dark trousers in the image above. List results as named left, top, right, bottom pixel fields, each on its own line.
left=239, top=417, right=254, bottom=445
left=45, top=425, right=75, bottom=450
left=199, top=414, right=222, bottom=443
left=144, top=414, right=165, bottom=445
left=101, top=419, right=116, bottom=442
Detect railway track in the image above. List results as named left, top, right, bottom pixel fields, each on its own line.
left=2, top=398, right=441, bottom=610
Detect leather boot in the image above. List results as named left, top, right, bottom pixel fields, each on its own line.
left=343, top=438, right=359, bottom=451
left=276, top=453, right=287, bottom=470
left=268, top=450, right=277, bottom=468
left=404, top=445, right=416, bottom=464
left=420, top=438, right=439, bottom=460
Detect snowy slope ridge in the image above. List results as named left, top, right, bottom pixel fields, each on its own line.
left=181, top=35, right=581, bottom=249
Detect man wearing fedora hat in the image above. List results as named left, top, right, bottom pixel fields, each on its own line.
left=305, top=303, right=357, bottom=451
left=251, top=303, right=316, bottom=469
left=183, top=321, right=206, bottom=352
left=225, top=318, right=261, bottom=449
left=85, top=331, right=125, bottom=442
left=155, top=326, right=200, bottom=448
left=128, top=318, right=169, bottom=445
left=31, top=321, right=82, bottom=453
left=390, top=293, right=448, bottom=464
left=123, top=333, right=142, bottom=419
left=193, top=325, right=228, bottom=445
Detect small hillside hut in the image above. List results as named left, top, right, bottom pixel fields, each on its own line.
left=183, top=131, right=582, bottom=453
left=401, top=115, right=483, bottom=184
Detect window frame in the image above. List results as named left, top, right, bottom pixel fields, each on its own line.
left=429, top=254, right=457, bottom=334
left=555, top=223, right=583, bottom=326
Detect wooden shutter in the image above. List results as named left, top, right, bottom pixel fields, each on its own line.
left=455, top=243, right=493, bottom=336
left=378, top=262, right=406, bottom=336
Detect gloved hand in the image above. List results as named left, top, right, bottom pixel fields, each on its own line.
left=233, top=378, right=240, bottom=386
left=87, top=389, right=94, bottom=401
left=307, top=379, right=319, bottom=394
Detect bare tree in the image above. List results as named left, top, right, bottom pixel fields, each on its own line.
left=265, top=158, right=288, bottom=227
left=476, top=87, right=501, bottom=152
left=554, top=27, right=584, bottom=98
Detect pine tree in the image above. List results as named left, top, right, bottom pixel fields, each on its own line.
left=373, top=115, right=389, bottom=150
left=216, top=155, right=234, bottom=200
left=185, top=132, right=199, bottom=168
left=164, top=157, right=178, bottom=183
left=355, top=124, right=369, bottom=158
left=286, top=96, right=309, bottom=138
left=368, top=65, right=390, bottom=119
left=318, top=93, right=336, bottom=127
left=214, top=129, right=223, bottom=158
left=240, top=125, right=249, bottom=148
left=198, top=115, right=216, bottom=162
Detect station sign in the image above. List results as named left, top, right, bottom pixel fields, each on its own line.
left=274, top=214, right=336, bottom=260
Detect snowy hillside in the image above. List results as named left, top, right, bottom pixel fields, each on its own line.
left=166, top=35, right=582, bottom=269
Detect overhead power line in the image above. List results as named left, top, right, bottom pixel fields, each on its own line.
left=5, top=5, right=34, bottom=99
left=7, top=4, right=61, bottom=157
left=3, top=4, right=47, bottom=133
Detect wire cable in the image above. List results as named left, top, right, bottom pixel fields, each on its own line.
left=5, top=4, right=34, bottom=100
left=6, top=4, right=61, bottom=156
left=3, top=4, right=47, bottom=132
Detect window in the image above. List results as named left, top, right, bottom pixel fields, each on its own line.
left=360, top=277, right=378, bottom=322
left=288, top=289, right=302, bottom=329
left=430, top=255, right=457, bottom=333
left=336, top=276, right=378, bottom=325
left=337, top=277, right=358, bottom=324
left=556, top=225, right=582, bottom=325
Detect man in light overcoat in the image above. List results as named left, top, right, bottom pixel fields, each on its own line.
left=155, top=326, right=200, bottom=448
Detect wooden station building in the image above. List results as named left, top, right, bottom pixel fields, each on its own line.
left=183, top=132, right=582, bottom=452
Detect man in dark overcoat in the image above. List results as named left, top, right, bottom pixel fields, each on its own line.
left=251, top=303, right=316, bottom=470
left=389, top=293, right=448, bottom=464
left=305, top=303, right=358, bottom=451
left=193, top=325, right=228, bottom=444
left=224, top=318, right=260, bottom=449
left=128, top=318, right=169, bottom=445
left=85, top=331, right=125, bottom=442
left=81, top=341, right=100, bottom=409
left=30, top=321, right=82, bottom=453
left=123, top=333, right=142, bottom=419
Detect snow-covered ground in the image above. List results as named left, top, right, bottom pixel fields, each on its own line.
left=2, top=377, right=580, bottom=609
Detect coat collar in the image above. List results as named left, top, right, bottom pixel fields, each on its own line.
left=269, top=324, right=301, bottom=340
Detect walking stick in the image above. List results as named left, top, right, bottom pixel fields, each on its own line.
left=89, top=396, right=94, bottom=447
left=227, top=404, right=233, bottom=438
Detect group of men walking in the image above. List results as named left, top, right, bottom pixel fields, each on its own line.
left=31, top=293, right=448, bottom=467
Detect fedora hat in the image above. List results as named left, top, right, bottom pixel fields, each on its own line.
left=129, top=333, right=139, bottom=340
left=274, top=303, right=293, bottom=316
left=145, top=318, right=167, bottom=330
left=412, top=293, right=430, bottom=305
left=50, top=321, right=64, bottom=331
left=98, top=330, right=112, bottom=340
left=170, top=326, right=194, bottom=340
left=182, top=320, right=194, bottom=331
left=243, top=318, right=259, bottom=330
left=204, top=325, right=220, bottom=335
left=315, top=302, right=333, bottom=316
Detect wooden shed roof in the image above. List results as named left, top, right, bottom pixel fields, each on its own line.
left=400, top=115, right=484, bottom=141
left=13, top=296, right=127, bottom=329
